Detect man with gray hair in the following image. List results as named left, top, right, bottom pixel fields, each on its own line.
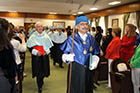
left=27, top=22, right=53, bottom=93
left=61, top=15, right=100, bottom=93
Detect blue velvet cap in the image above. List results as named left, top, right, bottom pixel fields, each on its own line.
left=49, top=26, right=54, bottom=30
left=75, top=15, right=89, bottom=25
left=57, top=25, right=63, bottom=29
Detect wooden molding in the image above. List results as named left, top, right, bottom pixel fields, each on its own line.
left=0, top=12, right=76, bottom=20
left=0, top=1, right=139, bottom=19
left=86, top=1, right=140, bottom=19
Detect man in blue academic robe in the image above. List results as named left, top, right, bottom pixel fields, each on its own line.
left=61, top=15, right=100, bottom=93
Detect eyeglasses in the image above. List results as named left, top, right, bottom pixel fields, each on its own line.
left=79, top=23, right=89, bottom=26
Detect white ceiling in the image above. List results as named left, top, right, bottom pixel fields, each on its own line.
left=0, top=0, right=139, bottom=15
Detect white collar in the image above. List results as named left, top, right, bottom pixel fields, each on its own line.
left=36, top=31, right=44, bottom=37
left=78, top=32, right=88, bottom=41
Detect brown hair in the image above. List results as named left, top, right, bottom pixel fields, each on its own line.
left=8, top=23, right=15, bottom=40
left=125, top=24, right=136, bottom=37
left=112, top=27, right=121, bottom=37
left=0, top=18, right=12, bottom=51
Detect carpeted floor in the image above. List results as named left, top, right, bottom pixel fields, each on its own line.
left=22, top=50, right=112, bottom=93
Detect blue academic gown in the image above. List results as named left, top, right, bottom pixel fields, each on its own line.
left=61, top=32, right=100, bottom=93
left=61, top=32, right=100, bottom=66
left=135, top=33, right=140, bottom=47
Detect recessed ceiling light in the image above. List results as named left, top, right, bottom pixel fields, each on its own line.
left=78, top=12, right=84, bottom=14
left=89, top=8, right=98, bottom=10
left=109, top=1, right=121, bottom=5
left=49, top=12, right=57, bottom=14
left=72, top=14, right=77, bottom=15
left=8, top=10, right=17, bottom=13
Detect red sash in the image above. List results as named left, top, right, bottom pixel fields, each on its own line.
left=33, top=46, right=45, bottom=55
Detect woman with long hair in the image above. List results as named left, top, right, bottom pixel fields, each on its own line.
left=95, top=26, right=103, bottom=46
left=120, top=24, right=136, bottom=62
left=0, top=18, right=17, bottom=93
left=9, top=24, right=27, bottom=84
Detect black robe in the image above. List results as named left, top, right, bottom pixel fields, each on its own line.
left=29, top=48, right=50, bottom=78
left=67, top=62, right=93, bottom=93
left=50, top=42, right=63, bottom=65
left=31, top=55, right=50, bottom=78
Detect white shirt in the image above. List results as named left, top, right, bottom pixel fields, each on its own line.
left=10, top=39, right=27, bottom=65
left=78, top=32, right=88, bottom=41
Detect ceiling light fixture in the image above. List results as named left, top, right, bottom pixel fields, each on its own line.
left=49, top=12, right=57, bottom=14
left=72, top=14, right=77, bottom=15
left=109, top=1, right=121, bottom=5
left=8, top=10, right=17, bottom=13
left=77, top=12, right=84, bottom=14
left=89, top=8, right=98, bottom=10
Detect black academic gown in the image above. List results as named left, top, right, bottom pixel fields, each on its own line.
left=67, top=62, right=94, bottom=93
left=29, top=48, right=50, bottom=78
left=50, top=42, right=63, bottom=65
left=27, top=31, right=53, bottom=78
left=50, top=32, right=66, bottom=66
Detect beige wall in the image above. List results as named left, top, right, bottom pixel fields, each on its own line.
left=2, top=12, right=138, bottom=34
left=2, top=17, right=24, bottom=26
left=91, top=12, right=137, bottom=38
left=24, top=18, right=75, bottom=28
left=2, top=17, right=75, bottom=28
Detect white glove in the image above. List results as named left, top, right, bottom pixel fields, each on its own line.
left=62, top=53, right=75, bottom=64
left=45, top=49, right=50, bottom=54
left=89, top=55, right=100, bottom=70
left=32, top=49, right=39, bottom=56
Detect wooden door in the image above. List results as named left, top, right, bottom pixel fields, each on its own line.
left=24, top=23, right=35, bottom=38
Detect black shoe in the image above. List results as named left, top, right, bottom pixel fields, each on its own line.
left=53, top=62, right=56, bottom=66
left=95, top=82, right=100, bottom=86
left=38, top=88, right=42, bottom=93
left=93, top=85, right=97, bottom=89
left=59, top=65, right=64, bottom=68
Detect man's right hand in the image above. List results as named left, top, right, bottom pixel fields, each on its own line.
left=37, top=52, right=41, bottom=56
left=62, top=53, right=75, bottom=63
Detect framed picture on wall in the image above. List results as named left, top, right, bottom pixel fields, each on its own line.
left=53, top=21, right=65, bottom=28
left=112, top=19, right=119, bottom=27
